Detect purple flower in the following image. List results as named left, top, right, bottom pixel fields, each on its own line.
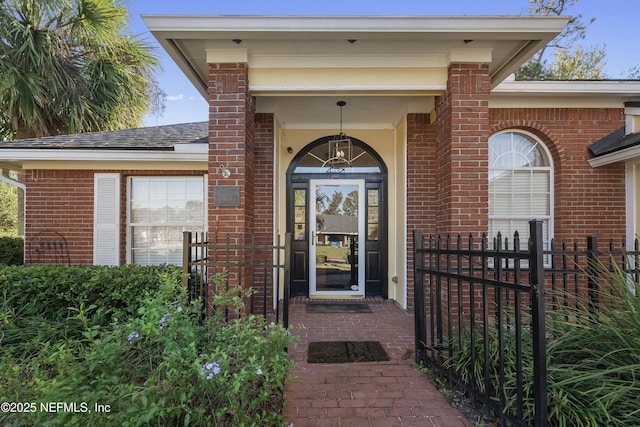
left=127, top=331, right=140, bottom=344
left=201, top=361, right=221, bottom=380
left=160, top=313, right=170, bottom=329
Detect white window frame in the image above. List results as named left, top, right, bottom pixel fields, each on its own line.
left=126, top=175, right=207, bottom=266
left=488, top=130, right=554, bottom=251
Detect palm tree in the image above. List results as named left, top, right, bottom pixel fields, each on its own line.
left=0, top=0, right=162, bottom=140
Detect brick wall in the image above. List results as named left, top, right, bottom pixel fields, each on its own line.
left=25, top=170, right=94, bottom=264
left=489, top=107, right=626, bottom=243
left=25, top=169, right=206, bottom=266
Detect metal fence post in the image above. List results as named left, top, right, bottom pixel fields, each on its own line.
left=413, top=230, right=427, bottom=366
left=587, top=236, right=599, bottom=313
left=529, top=219, right=548, bottom=427
left=276, top=234, right=281, bottom=323
left=182, top=231, right=192, bottom=291
left=283, top=232, right=291, bottom=330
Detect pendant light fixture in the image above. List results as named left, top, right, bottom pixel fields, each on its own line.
left=322, top=101, right=353, bottom=173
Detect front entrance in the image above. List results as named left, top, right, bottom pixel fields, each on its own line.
left=309, top=179, right=365, bottom=296
left=287, top=135, right=387, bottom=299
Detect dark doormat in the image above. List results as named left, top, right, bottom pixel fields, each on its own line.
left=305, top=303, right=371, bottom=313
left=307, top=341, right=389, bottom=363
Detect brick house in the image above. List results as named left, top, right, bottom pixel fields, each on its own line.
left=2, top=16, right=640, bottom=311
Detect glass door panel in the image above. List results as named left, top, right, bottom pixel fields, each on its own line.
left=309, top=179, right=365, bottom=296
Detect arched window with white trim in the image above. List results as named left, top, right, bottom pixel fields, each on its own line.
left=489, top=130, right=553, bottom=248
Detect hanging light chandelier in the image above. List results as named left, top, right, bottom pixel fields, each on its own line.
left=321, top=101, right=353, bottom=173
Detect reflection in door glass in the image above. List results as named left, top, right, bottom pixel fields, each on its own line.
left=368, top=189, right=379, bottom=241
left=314, top=184, right=359, bottom=292
left=294, top=189, right=306, bottom=240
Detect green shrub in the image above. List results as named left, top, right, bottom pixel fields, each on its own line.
left=0, top=268, right=294, bottom=426
left=0, top=235, right=24, bottom=265
left=0, top=264, right=180, bottom=322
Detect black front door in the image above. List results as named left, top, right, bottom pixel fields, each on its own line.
left=287, top=136, right=387, bottom=299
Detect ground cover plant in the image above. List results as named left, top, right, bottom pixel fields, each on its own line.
left=0, top=265, right=293, bottom=426
left=444, top=265, right=640, bottom=426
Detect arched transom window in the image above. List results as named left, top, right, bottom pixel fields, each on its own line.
left=292, top=138, right=381, bottom=174
left=489, top=131, right=553, bottom=248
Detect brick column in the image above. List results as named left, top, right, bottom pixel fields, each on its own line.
left=207, top=63, right=255, bottom=314
left=406, top=113, right=437, bottom=312
left=207, top=63, right=255, bottom=240
left=430, top=63, right=490, bottom=324
left=435, top=63, right=490, bottom=238
left=253, top=113, right=276, bottom=316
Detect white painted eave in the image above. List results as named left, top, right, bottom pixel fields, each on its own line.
left=0, top=149, right=207, bottom=163
left=493, top=79, right=640, bottom=98
left=589, top=145, right=640, bottom=168
left=142, top=15, right=568, bottom=39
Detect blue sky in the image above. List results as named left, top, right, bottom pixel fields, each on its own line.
left=125, top=0, right=640, bottom=126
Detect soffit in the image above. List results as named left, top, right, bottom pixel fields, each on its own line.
left=256, top=95, right=433, bottom=128
left=143, top=15, right=568, bottom=96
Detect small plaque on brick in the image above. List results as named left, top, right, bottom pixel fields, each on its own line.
left=213, top=185, right=240, bottom=207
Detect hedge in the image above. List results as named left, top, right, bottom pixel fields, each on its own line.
left=0, top=264, right=182, bottom=322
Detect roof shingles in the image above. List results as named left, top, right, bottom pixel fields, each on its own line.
left=0, top=122, right=208, bottom=150
left=589, top=127, right=640, bottom=157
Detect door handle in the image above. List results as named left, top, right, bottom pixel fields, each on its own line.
left=311, top=231, right=315, bottom=245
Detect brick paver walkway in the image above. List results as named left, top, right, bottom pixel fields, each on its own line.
left=283, top=300, right=473, bottom=427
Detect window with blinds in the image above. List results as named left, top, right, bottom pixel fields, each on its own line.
left=128, top=176, right=205, bottom=266
left=489, top=131, right=553, bottom=250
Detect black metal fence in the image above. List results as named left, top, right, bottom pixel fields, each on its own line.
left=413, top=220, right=640, bottom=427
left=182, top=232, right=291, bottom=327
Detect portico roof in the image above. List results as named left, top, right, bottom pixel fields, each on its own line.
left=142, top=15, right=569, bottom=96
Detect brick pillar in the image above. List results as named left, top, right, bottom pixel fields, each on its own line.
left=435, top=63, right=490, bottom=238
left=406, top=113, right=437, bottom=312
left=254, top=113, right=275, bottom=242
left=207, top=62, right=255, bottom=314
left=253, top=113, right=276, bottom=316
left=431, top=63, right=490, bottom=325
left=207, top=62, right=255, bottom=239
